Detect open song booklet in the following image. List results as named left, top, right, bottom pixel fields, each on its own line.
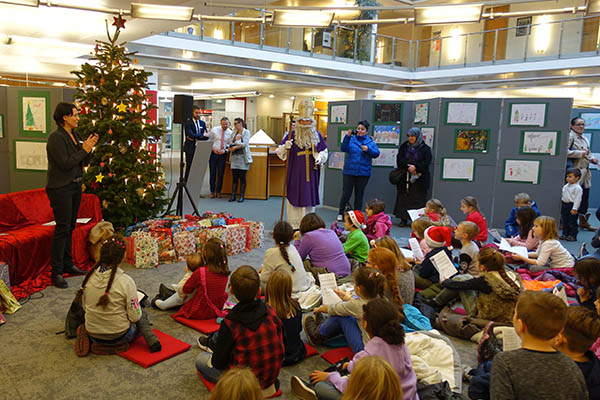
left=319, top=272, right=342, bottom=306
left=498, top=238, right=529, bottom=259
left=429, top=250, right=458, bottom=282
left=407, top=207, right=426, bottom=222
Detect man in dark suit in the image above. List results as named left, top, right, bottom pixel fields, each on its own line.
left=183, top=105, right=208, bottom=182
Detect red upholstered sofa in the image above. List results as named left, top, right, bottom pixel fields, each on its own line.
left=0, top=188, right=102, bottom=299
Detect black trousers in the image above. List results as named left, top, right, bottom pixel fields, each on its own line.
left=46, top=182, right=82, bottom=274
left=231, top=169, right=247, bottom=192
left=338, top=174, right=370, bottom=214
left=209, top=152, right=227, bottom=194
left=561, top=201, right=579, bottom=238
left=580, top=187, right=590, bottom=215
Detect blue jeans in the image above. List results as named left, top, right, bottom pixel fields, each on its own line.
left=319, top=315, right=364, bottom=353
left=314, top=381, right=342, bottom=400
left=195, top=351, right=224, bottom=383
left=90, top=323, right=138, bottom=345
left=209, top=152, right=227, bottom=193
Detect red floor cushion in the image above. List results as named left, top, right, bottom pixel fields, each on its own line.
left=118, top=329, right=191, bottom=368
left=171, top=314, right=221, bottom=333
left=321, top=346, right=355, bottom=364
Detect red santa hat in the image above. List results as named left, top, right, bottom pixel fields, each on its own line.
left=424, top=226, right=453, bottom=248
left=347, top=210, right=366, bottom=230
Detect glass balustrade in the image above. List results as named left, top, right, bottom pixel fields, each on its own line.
left=167, top=14, right=600, bottom=71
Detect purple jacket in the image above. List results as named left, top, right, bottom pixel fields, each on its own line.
left=294, top=229, right=350, bottom=276
left=363, top=212, right=392, bottom=241
left=327, top=336, right=419, bottom=400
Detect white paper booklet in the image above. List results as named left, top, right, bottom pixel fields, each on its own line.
left=552, top=285, right=569, bottom=306
left=319, top=273, right=341, bottom=306
left=498, top=238, right=529, bottom=259
left=42, top=218, right=91, bottom=226
left=408, top=238, right=424, bottom=261
left=488, top=229, right=503, bottom=243
left=400, top=247, right=414, bottom=260
left=407, top=208, right=425, bottom=222
left=499, top=327, right=522, bottom=351
left=429, top=251, right=457, bottom=282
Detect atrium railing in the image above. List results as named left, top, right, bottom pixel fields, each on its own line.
left=168, top=14, right=600, bottom=71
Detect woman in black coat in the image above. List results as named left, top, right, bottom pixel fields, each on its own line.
left=393, top=127, right=432, bottom=226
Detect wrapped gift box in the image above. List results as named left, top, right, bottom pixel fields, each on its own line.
left=173, top=231, right=197, bottom=260
left=224, top=224, right=247, bottom=256
left=194, top=227, right=227, bottom=251
left=0, top=262, right=10, bottom=289
left=249, top=221, right=264, bottom=249
left=125, top=232, right=158, bottom=269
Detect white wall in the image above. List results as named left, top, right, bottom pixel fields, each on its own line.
left=257, top=95, right=294, bottom=117
left=429, top=22, right=485, bottom=67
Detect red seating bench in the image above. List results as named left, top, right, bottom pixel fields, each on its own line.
left=0, top=188, right=102, bottom=299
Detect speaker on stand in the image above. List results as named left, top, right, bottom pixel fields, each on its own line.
left=164, top=94, right=200, bottom=217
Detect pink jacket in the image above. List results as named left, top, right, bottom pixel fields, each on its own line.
left=506, top=228, right=539, bottom=251
left=593, top=337, right=600, bottom=359
left=363, top=212, right=392, bottom=241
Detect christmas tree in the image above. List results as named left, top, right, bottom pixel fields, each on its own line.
left=71, top=16, right=167, bottom=228
left=25, top=103, right=35, bottom=127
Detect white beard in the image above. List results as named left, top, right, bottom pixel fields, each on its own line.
left=295, top=121, right=319, bottom=149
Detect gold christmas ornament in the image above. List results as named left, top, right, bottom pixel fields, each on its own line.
left=136, top=187, right=144, bottom=197
left=101, top=97, right=108, bottom=106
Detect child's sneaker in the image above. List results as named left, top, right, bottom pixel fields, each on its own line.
left=303, top=315, right=325, bottom=346
left=74, top=325, right=90, bottom=357
left=579, top=242, right=588, bottom=258
left=197, top=334, right=213, bottom=352
left=290, top=376, right=317, bottom=400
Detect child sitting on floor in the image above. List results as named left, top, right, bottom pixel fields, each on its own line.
left=512, top=216, right=575, bottom=272
left=504, top=192, right=540, bottom=238
left=504, top=206, right=539, bottom=251
left=303, top=267, right=385, bottom=354
left=209, top=367, right=263, bottom=400
left=196, top=266, right=283, bottom=397
left=340, top=356, right=404, bottom=400
left=455, top=221, right=480, bottom=276
left=423, top=198, right=453, bottom=227
left=373, top=236, right=415, bottom=305
left=490, top=291, right=588, bottom=400
left=414, top=226, right=453, bottom=293
left=363, top=198, right=392, bottom=241
left=292, top=298, right=418, bottom=400
left=411, top=217, right=433, bottom=257
left=152, top=252, right=202, bottom=310
left=461, top=196, right=488, bottom=243
left=343, top=210, right=370, bottom=264
left=76, top=236, right=161, bottom=356
left=260, top=220, right=313, bottom=297
left=431, top=247, right=522, bottom=322
left=266, top=270, right=306, bottom=365
left=574, top=257, right=600, bottom=311
left=553, top=306, right=600, bottom=399
left=173, top=238, right=230, bottom=320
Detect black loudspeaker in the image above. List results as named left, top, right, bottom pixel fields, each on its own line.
left=173, top=94, right=193, bottom=124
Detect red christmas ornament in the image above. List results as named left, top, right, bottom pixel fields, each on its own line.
left=108, top=128, right=113, bottom=135
left=100, top=162, right=105, bottom=167
left=108, top=173, right=114, bottom=178
left=112, top=16, right=126, bottom=29
left=90, top=181, right=99, bottom=190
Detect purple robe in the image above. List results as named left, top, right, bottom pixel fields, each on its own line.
left=281, top=130, right=327, bottom=208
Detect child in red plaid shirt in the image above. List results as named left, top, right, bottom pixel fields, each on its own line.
left=196, top=265, right=284, bottom=397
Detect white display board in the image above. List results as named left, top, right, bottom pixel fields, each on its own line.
left=441, top=158, right=475, bottom=181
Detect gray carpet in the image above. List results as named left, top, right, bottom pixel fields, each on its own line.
left=2, top=196, right=596, bottom=399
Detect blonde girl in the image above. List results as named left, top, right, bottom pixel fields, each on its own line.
left=410, top=218, right=433, bottom=257
left=265, top=270, right=306, bottom=365
left=342, top=356, right=403, bottom=400
left=210, top=367, right=262, bottom=400
left=512, top=216, right=575, bottom=272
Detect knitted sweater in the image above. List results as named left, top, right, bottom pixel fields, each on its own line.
left=472, top=271, right=522, bottom=324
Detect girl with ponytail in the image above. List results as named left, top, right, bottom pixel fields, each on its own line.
left=76, top=236, right=161, bottom=356
left=259, top=220, right=313, bottom=296
left=292, top=298, right=419, bottom=400
left=439, top=247, right=523, bottom=325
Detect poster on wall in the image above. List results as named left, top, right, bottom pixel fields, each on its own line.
left=374, top=102, right=402, bottom=123
left=446, top=102, right=478, bottom=126
left=442, top=158, right=475, bottom=181
left=414, top=102, right=429, bottom=124
left=580, top=113, right=600, bottom=130
left=421, top=127, right=434, bottom=148
left=338, top=126, right=353, bottom=144
left=372, top=148, right=398, bottom=167
left=18, top=90, right=51, bottom=137
left=584, top=133, right=592, bottom=147
left=521, top=131, right=558, bottom=155
left=373, top=125, right=400, bottom=145
left=509, top=103, right=546, bottom=127
left=516, top=16, right=532, bottom=36
left=328, top=151, right=345, bottom=170
left=0, top=115, right=4, bottom=138
left=454, top=129, right=489, bottom=153
left=14, top=140, right=48, bottom=171
left=330, top=105, right=348, bottom=124
left=503, top=159, right=541, bottom=184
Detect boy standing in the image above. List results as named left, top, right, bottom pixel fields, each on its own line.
left=490, top=291, right=588, bottom=400
left=196, top=265, right=283, bottom=397
left=504, top=193, right=540, bottom=238
left=343, top=210, right=370, bottom=264
left=561, top=168, right=583, bottom=242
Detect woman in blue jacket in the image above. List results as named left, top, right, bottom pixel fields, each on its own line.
left=337, top=120, right=380, bottom=220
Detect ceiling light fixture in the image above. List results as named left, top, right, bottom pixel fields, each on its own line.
left=415, top=4, right=483, bottom=25
left=269, top=94, right=275, bottom=98
left=131, top=3, right=194, bottom=21
left=193, top=91, right=262, bottom=100
left=272, top=10, right=334, bottom=27
left=0, top=0, right=39, bottom=6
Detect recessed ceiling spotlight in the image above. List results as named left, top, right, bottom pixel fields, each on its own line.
left=290, top=96, right=295, bottom=100
left=269, top=94, right=275, bottom=98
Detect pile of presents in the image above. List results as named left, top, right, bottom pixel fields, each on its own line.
left=124, top=212, right=264, bottom=269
